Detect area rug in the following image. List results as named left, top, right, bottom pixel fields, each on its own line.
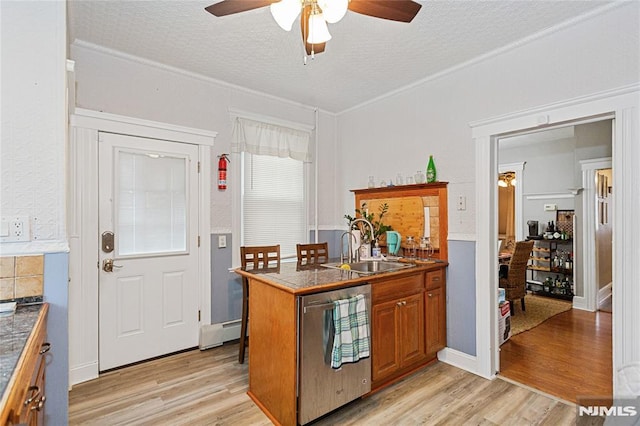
left=510, top=294, right=572, bottom=336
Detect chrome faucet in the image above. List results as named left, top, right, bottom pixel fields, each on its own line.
left=349, top=218, right=374, bottom=262
left=340, top=231, right=358, bottom=263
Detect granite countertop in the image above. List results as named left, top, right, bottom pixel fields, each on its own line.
left=0, top=303, right=46, bottom=402
left=235, top=258, right=447, bottom=295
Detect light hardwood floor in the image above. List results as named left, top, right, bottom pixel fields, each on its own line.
left=69, top=344, right=579, bottom=425
left=500, top=308, right=612, bottom=405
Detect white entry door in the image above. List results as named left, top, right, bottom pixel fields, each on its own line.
left=98, top=132, right=200, bottom=371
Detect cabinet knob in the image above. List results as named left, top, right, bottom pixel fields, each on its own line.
left=428, top=293, right=433, bottom=298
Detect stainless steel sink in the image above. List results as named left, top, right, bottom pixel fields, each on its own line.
left=321, top=260, right=415, bottom=275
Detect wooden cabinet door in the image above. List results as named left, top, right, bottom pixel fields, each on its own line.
left=372, top=293, right=427, bottom=382
left=398, top=293, right=426, bottom=366
left=372, top=300, right=400, bottom=381
left=425, top=285, right=446, bottom=356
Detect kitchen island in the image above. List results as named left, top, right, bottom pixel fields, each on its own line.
left=235, top=260, right=447, bottom=426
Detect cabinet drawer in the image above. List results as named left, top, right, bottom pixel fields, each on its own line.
left=373, top=272, right=424, bottom=303
left=426, top=269, right=445, bottom=289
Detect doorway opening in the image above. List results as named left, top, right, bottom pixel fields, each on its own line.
left=495, top=120, right=613, bottom=403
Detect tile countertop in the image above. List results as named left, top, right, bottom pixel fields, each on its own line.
left=0, top=303, right=46, bottom=402
left=235, top=259, right=448, bottom=296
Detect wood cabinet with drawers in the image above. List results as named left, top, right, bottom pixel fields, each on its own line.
left=371, top=272, right=426, bottom=385
left=0, top=304, right=50, bottom=426
left=371, top=266, right=446, bottom=390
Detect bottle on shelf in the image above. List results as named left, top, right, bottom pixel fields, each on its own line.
left=426, top=155, right=437, bottom=183
left=405, top=236, right=417, bottom=259
left=367, top=176, right=376, bottom=188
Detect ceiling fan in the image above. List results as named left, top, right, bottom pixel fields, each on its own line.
left=204, top=0, right=422, bottom=58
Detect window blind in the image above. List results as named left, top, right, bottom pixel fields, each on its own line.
left=242, top=153, right=305, bottom=258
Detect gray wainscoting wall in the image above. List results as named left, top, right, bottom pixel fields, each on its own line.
left=210, top=233, right=240, bottom=324
left=446, top=240, right=476, bottom=356
left=43, top=252, right=69, bottom=426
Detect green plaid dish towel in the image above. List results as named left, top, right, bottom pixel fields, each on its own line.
left=331, top=294, right=370, bottom=369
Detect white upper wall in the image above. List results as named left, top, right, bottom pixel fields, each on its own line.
left=336, top=2, right=639, bottom=238
left=70, top=43, right=338, bottom=232
left=69, top=3, right=639, bottom=235
left=0, top=0, right=68, bottom=254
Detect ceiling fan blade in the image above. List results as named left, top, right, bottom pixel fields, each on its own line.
left=300, top=4, right=326, bottom=56
left=348, top=0, right=422, bottom=23
left=205, top=0, right=273, bottom=17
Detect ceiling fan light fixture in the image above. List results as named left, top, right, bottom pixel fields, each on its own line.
left=307, top=12, right=332, bottom=44
left=318, top=0, right=348, bottom=24
left=498, top=171, right=516, bottom=187
left=270, top=0, right=301, bottom=31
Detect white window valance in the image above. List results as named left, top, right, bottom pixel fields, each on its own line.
left=231, top=117, right=311, bottom=163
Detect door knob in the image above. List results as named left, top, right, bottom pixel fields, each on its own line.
left=102, top=259, right=123, bottom=272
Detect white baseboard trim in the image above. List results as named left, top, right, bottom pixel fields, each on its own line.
left=598, top=282, right=612, bottom=305
left=69, top=362, right=99, bottom=388
left=572, top=295, right=591, bottom=311
left=437, top=347, right=479, bottom=376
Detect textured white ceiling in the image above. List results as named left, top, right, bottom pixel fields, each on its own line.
left=68, top=0, right=615, bottom=113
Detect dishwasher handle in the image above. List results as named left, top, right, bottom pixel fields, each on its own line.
left=303, top=301, right=335, bottom=313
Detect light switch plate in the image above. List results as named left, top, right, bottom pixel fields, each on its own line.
left=544, top=204, right=557, bottom=211
left=218, top=235, right=227, bottom=248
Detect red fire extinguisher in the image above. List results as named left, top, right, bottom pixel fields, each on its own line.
left=218, top=154, right=229, bottom=190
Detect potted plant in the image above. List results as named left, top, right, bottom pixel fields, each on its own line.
left=344, top=202, right=393, bottom=245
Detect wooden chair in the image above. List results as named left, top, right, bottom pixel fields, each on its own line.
left=499, top=240, right=534, bottom=315
left=239, top=245, right=280, bottom=364
left=296, top=242, right=329, bottom=266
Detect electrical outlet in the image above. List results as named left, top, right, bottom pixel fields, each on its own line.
left=457, top=196, right=467, bottom=211
left=0, top=216, right=30, bottom=242
left=544, top=204, right=557, bottom=211
left=218, top=235, right=227, bottom=248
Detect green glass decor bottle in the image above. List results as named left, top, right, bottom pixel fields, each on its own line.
left=426, top=155, right=437, bottom=183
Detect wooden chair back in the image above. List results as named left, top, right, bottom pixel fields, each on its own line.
left=500, top=240, right=534, bottom=302
left=241, top=245, right=281, bottom=271
left=296, top=242, right=329, bottom=265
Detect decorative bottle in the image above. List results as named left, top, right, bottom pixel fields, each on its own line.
left=405, top=236, right=417, bottom=259
left=426, top=155, right=437, bottom=183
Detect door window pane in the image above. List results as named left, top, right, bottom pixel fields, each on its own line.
left=117, top=151, right=187, bottom=256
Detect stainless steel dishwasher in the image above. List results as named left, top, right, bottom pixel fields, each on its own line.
left=298, top=283, right=372, bottom=425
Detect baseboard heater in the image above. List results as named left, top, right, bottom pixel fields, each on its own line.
left=199, top=319, right=242, bottom=350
